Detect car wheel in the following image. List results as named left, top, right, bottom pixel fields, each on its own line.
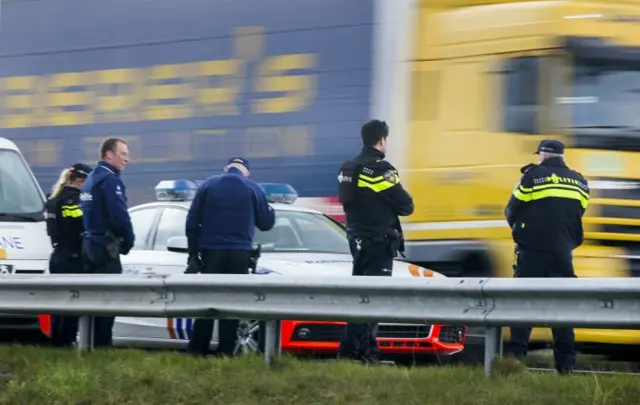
left=233, top=320, right=263, bottom=355
left=232, top=320, right=280, bottom=356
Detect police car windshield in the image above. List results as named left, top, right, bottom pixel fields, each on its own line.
left=254, top=210, right=350, bottom=254
left=0, top=149, right=44, bottom=221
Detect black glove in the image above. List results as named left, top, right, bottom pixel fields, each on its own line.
left=185, top=254, right=203, bottom=274
left=120, top=239, right=133, bottom=256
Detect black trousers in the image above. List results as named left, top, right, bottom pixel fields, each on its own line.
left=81, top=238, right=122, bottom=348
left=507, top=247, right=576, bottom=373
left=337, top=236, right=393, bottom=359
left=187, top=249, right=251, bottom=356
left=49, top=247, right=84, bottom=347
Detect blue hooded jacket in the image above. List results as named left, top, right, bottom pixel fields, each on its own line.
left=80, top=161, right=135, bottom=253
left=185, top=167, right=276, bottom=254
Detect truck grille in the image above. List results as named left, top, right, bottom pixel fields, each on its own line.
left=290, top=323, right=433, bottom=342
left=587, top=177, right=640, bottom=276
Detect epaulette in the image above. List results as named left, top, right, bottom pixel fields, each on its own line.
left=375, top=159, right=394, bottom=169
left=520, top=163, right=538, bottom=174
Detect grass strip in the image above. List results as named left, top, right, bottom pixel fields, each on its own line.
left=0, top=345, right=637, bottom=405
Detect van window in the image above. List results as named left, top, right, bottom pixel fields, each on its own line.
left=0, top=149, right=44, bottom=220
left=501, top=56, right=540, bottom=134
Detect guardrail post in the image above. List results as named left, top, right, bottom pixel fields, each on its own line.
left=483, top=326, right=503, bottom=377
left=264, top=320, right=280, bottom=368
left=77, top=316, right=94, bottom=352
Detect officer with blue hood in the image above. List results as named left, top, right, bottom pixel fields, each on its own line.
left=80, top=137, right=135, bottom=348
left=185, top=157, right=276, bottom=356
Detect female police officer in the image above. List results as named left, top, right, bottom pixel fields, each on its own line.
left=44, top=162, right=92, bottom=347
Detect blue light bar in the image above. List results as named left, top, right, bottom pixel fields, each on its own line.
left=259, top=183, right=298, bottom=204
left=154, top=180, right=199, bottom=201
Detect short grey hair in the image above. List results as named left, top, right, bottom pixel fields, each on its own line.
left=225, top=162, right=250, bottom=176
left=540, top=151, right=563, bottom=160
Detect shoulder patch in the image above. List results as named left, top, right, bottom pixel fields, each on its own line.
left=383, top=170, right=399, bottom=185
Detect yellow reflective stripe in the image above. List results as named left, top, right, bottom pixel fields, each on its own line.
left=512, top=188, right=529, bottom=201
left=61, top=205, right=83, bottom=218
left=357, top=170, right=400, bottom=192
left=357, top=180, right=396, bottom=192
left=512, top=187, right=588, bottom=209
left=62, top=210, right=82, bottom=218
left=358, top=175, right=396, bottom=193
left=359, top=174, right=383, bottom=182
left=519, top=183, right=589, bottom=199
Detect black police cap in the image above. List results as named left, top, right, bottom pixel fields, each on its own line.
left=70, top=163, right=93, bottom=178
left=533, top=140, right=564, bottom=155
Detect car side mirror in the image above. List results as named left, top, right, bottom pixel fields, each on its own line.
left=166, top=236, right=188, bottom=253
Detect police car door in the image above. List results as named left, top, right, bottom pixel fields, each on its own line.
left=147, top=207, right=190, bottom=274
left=119, top=206, right=190, bottom=344
left=112, top=206, right=168, bottom=342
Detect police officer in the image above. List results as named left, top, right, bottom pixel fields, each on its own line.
left=185, top=157, right=276, bottom=357
left=80, top=137, right=135, bottom=348
left=504, top=139, right=590, bottom=375
left=336, top=119, right=414, bottom=364
left=44, top=163, right=92, bottom=347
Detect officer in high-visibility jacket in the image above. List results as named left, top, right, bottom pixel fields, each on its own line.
left=336, top=119, right=414, bottom=364
left=504, top=139, right=590, bottom=375
left=44, top=162, right=92, bottom=347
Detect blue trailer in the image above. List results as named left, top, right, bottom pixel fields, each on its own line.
left=0, top=0, right=380, bottom=205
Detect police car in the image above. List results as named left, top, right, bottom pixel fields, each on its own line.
left=40, top=180, right=466, bottom=359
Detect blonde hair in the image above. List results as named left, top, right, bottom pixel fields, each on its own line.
left=49, top=168, right=73, bottom=200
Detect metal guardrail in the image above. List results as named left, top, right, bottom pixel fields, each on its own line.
left=1, top=274, right=640, bottom=377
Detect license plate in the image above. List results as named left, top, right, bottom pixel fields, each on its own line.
left=0, top=264, right=14, bottom=274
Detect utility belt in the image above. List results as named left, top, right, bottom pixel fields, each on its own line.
left=104, top=230, right=123, bottom=260
left=51, top=243, right=81, bottom=259
left=386, top=227, right=405, bottom=258
left=348, top=229, right=405, bottom=258
left=84, top=230, right=122, bottom=260
left=185, top=243, right=263, bottom=275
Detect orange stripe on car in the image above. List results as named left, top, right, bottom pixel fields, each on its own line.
left=408, top=264, right=435, bottom=277
left=167, top=317, right=177, bottom=339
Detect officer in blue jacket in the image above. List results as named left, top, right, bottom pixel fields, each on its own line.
left=80, top=137, right=135, bottom=348
left=185, top=157, right=276, bottom=356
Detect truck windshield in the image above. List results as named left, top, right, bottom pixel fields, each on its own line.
left=572, top=63, right=640, bottom=129
left=0, top=149, right=44, bottom=221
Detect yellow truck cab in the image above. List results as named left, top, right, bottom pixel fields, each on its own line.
left=397, top=0, right=640, bottom=355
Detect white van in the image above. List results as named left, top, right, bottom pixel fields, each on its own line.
left=0, top=137, right=51, bottom=334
